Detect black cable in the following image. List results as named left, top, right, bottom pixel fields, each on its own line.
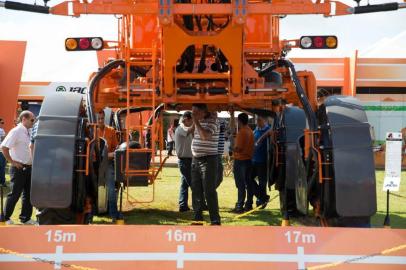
left=389, top=191, right=406, bottom=200
left=3, top=0, right=49, bottom=13
left=259, top=62, right=278, bottom=77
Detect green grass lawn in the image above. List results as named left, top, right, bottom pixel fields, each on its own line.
left=4, top=167, right=406, bottom=228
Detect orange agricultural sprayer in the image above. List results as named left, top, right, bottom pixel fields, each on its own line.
left=1, top=0, right=404, bottom=226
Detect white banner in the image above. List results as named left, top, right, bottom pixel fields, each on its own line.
left=19, top=82, right=87, bottom=99
left=383, top=132, right=402, bottom=191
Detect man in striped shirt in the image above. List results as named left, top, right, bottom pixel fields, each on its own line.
left=216, top=116, right=226, bottom=188
left=191, top=104, right=221, bottom=225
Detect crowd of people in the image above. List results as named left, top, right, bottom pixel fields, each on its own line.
left=0, top=104, right=273, bottom=226
left=173, top=104, right=273, bottom=225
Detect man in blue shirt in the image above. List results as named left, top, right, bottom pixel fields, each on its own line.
left=249, top=114, right=271, bottom=210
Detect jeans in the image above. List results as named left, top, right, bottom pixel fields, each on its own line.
left=167, top=141, right=174, bottom=155
left=0, top=152, right=6, bottom=185
left=250, top=162, right=268, bottom=205
left=216, top=155, right=223, bottom=188
left=107, top=161, right=119, bottom=219
left=178, top=158, right=192, bottom=208
left=233, top=159, right=251, bottom=208
left=5, top=166, right=33, bottom=222
left=191, top=155, right=220, bottom=223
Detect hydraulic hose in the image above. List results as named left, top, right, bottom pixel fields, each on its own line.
left=87, top=59, right=125, bottom=123
left=1, top=1, right=49, bottom=13
left=349, top=2, right=405, bottom=14
left=278, top=59, right=318, bottom=131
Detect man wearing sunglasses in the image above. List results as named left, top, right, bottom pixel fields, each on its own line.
left=1, top=111, right=37, bottom=225
left=0, top=118, right=6, bottom=187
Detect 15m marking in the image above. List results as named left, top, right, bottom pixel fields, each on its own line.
left=45, top=230, right=76, bottom=243
left=285, top=231, right=316, bottom=244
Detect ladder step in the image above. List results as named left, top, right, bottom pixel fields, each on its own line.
left=127, top=124, right=153, bottom=129
left=118, top=88, right=154, bottom=93
left=128, top=61, right=153, bottom=66
left=176, top=73, right=229, bottom=80
left=126, top=172, right=150, bottom=176
left=127, top=148, right=153, bottom=153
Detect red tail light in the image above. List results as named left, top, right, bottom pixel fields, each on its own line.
left=65, top=37, right=104, bottom=51
left=299, top=36, right=338, bottom=49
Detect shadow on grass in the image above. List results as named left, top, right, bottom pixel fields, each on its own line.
left=116, top=208, right=195, bottom=225
left=93, top=208, right=286, bottom=226
left=372, top=211, right=406, bottom=229
left=93, top=206, right=320, bottom=227
left=221, top=209, right=282, bottom=226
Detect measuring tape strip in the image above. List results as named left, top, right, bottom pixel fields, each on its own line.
left=306, top=244, right=406, bottom=270
left=0, top=247, right=98, bottom=270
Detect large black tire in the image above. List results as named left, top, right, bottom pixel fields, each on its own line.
left=37, top=208, right=77, bottom=225
left=323, top=216, right=372, bottom=228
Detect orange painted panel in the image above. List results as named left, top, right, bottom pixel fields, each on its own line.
left=356, top=63, right=406, bottom=86
left=126, top=111, right=153, bottom=129
left=132, top=15, right=158, bottom=49
left=245, top=15, right=271, bottom=44
left=0, top=225, right=405, bottom=270
left=96, top=50, right=117, bottom=68
left=0, top=41, right=26, bottom=131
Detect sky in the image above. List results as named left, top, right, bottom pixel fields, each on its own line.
left=0, top=0, right=405, bottom=82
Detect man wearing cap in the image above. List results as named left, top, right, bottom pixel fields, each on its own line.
left=1, top=111, right=36, bottom=225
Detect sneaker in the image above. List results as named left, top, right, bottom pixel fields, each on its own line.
left=210, top=221, right=221, bottom=226
left=231, top=207, right=244, bottom=214
left=5, top=220, right=14, bottom=225
left=193, top=212, right=203, bottom=222
left=244, top=205, right=253, bottom=212
left=259, top=195, right=271, bottom=209
left=22, top=219, right=38, bottom=225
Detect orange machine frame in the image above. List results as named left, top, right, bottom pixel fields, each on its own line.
left=30, top=0, right=379, bottom=189
left=44, top=0, right=360, bottom=113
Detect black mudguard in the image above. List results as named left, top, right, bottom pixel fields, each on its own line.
left=277, top=106, right=308, bottom=215
left=31, top=93, right=83, bottom=208
left=323, top=96, right=376, bottom=217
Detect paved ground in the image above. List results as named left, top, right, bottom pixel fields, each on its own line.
left=153, top=151, right=179, bottom=168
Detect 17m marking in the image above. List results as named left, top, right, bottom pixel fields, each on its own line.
left=285, top=231, right=316, bottom=244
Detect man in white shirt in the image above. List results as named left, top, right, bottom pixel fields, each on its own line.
left=0, top=118, right=6, bottom=186
left=174, top=111, right=194, bottom=212
left=1, top=111, right=36, bottom=225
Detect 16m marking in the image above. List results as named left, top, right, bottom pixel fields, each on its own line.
left=285, top=231, right=316, bottom=244
left=166, top=229, right=196, bottom=242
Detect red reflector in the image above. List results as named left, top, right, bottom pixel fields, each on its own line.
left=79, top=38, right=90, bottom=50
left=313, top=37, right=324, bottom=48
